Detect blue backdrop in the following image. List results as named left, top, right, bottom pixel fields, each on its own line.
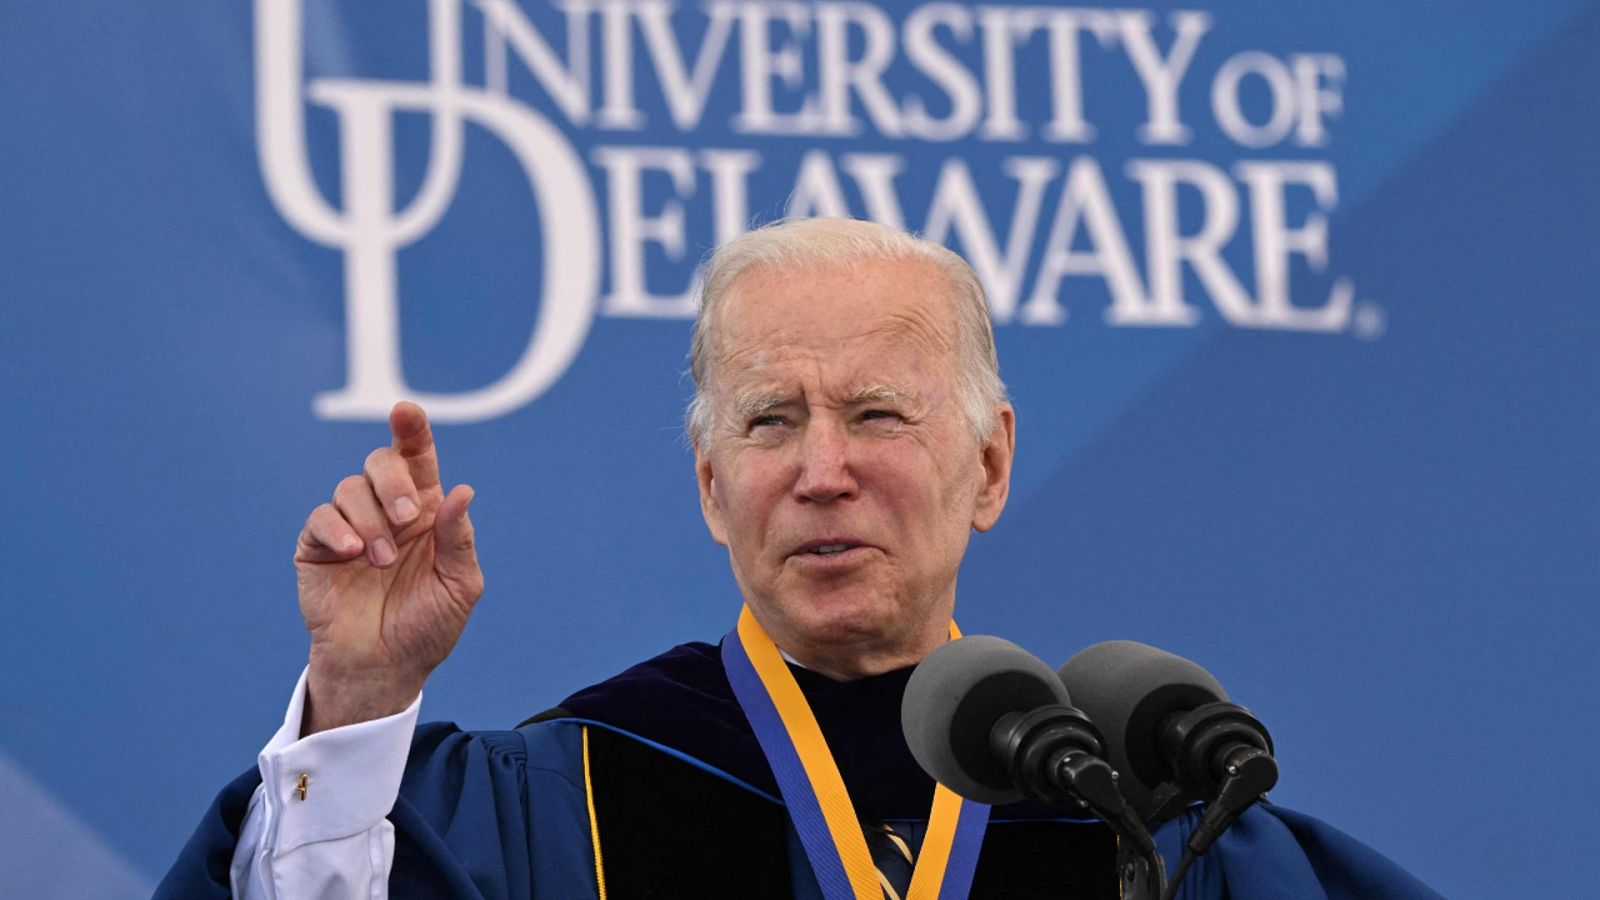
left=2, top=2, right=1597, bottom=897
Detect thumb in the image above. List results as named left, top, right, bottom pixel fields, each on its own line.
left=433, top=484, right=482, bottom=598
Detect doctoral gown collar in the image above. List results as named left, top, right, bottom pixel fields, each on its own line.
left=552, top=640, right=940, bottom=820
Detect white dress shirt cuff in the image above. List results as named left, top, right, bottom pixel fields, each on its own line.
left=256, top=668, right=420, bottom=855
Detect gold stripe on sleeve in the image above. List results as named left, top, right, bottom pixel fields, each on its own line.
left=581, top=725, right=609, bottom=900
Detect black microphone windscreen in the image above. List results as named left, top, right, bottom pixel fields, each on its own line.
left=902, top=635, right=1072, bottom=804
left=1056, top=641, right=1228, bottom=817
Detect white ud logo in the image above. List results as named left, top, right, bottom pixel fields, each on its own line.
left=257, top=0, right=599, bottom=423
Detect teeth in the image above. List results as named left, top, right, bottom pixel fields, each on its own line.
left=812, top=544, right=850, bottom=555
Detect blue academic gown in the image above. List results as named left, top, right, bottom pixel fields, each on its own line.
left=158, top=642, right=1441, bottom=899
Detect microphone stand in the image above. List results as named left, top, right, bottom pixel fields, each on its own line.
left=992, top=707, right=1168, bottom=900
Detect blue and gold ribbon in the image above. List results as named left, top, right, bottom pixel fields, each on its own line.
left=723, top=605, right=990, bottom=900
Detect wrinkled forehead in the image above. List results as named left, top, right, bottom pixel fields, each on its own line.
left=710, top=257, right=962, bottom=374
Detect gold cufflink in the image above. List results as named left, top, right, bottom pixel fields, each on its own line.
left=295, top=772, right=309, bottom=801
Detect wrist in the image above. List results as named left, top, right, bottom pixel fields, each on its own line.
left=303, top=658, right=426, bottom=736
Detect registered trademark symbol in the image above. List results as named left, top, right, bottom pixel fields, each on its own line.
left=1351, top=300, right=1387, bottom=341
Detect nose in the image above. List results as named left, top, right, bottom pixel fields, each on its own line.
left=792, top=419, right=858, bottom=504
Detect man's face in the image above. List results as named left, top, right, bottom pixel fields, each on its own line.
left=694, top=257, right=1015, bottom=679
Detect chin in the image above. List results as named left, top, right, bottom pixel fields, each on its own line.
left=783, top=590, right=904, bottom=647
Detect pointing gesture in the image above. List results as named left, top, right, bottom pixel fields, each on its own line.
left=295, top=402, right=483, bottom=735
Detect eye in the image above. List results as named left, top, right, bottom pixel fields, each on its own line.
left=749, top=415, right=785, bottom=429
left=860, top=409, right=901, bottom=423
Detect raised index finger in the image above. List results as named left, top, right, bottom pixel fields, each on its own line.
left=390, top=401, right=440, bottom=492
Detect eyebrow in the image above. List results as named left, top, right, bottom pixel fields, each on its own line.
left=732, top=384, right=910, bottom=420
left=734, top=393, right=789, bottom=421
left=847, top=384, right=908, bottom=406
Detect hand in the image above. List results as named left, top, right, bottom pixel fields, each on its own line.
left=293, top=401, right=483, bottom=735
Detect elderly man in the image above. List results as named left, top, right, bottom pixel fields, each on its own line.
left=161, top=218, right=1436, bottom=899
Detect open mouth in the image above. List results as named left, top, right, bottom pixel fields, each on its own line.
left=806, top=543, right=854, bottom=556
left=793, top=539, right=870, bottom=560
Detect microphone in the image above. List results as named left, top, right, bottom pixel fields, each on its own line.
left=901, top=635, right=1104, bottom=806
left=1057, top=640, right=1278, bottom=897
left=903, top=636, right=1166, bottom=899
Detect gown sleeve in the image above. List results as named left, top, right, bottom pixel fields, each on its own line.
left=155, top=722, right=567, bottom=900
left=1153, top=803, right=1444, bottom=900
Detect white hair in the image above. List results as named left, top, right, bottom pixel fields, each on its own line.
left=686, top=217, right=1007, bottom=447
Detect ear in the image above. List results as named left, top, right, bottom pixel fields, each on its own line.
left=971, top=404, right=1015, bottom=533
left=695, top=444, right=730, bottom=546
